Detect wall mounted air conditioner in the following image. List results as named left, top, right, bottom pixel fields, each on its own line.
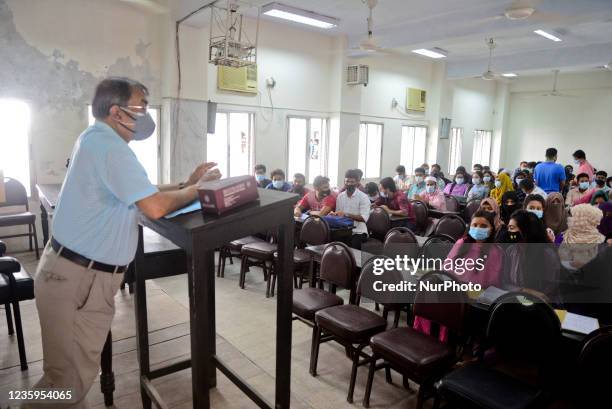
left=406, top=87, right=426, bottom=112
left=217, top=64, right=258, bottom=94
left=346, top=64, right=369, bottom=86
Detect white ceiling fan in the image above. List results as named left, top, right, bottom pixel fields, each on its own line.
left=347, top=0, right=397, bottom=57
left=521, top=70, right=577, bottom=98
left=479, top=38, right=502, bottom=80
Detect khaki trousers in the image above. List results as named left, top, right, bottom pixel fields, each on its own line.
left=25, top=244, right=124, bottom=409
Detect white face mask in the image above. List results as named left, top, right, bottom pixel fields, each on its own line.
left=455, top=177, right=465, bottom=185
left=472, top=177, right=481, bottom=185
left=415, top=176, right=424, bottom=183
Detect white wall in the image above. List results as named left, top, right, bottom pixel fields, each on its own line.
left=502, top=71, right=612, bottom=170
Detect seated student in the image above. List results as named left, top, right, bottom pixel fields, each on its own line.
left=502, top=210, right=560, bottom=301
left=519, top=177, right=547, bottom=199
left=513, top=171, right=528, bottom=202
left=364, top=181, right=380, bottom=204
left=265, top=169, right=291, bottom=192
left=294, top=175, right=336, bottom=217
left=405, top=167, right=427, bottom=200
left=490, top=172, right=514, bottom=205
left=443, top=169, right=470, bottom=196
left=472, top=163, right=483, bottom=173
left=393, top=165, right=409, bottom=190
left=598, top=202, right=612, bottom=241
left=455, top=165, right=472, bottom=184
left=482, top=170, right=496, bottom=191
left=591, top=170, right=610, bottom=194
left=558, top=204, right=605, bottom=269
left=500, top=191, right=520, bottom=225
left=511, top=161, right=529, bottom=180
left=338, top=168, right=365, bottom=193
left=416, top=176, right=447, bottom=210
left=375, top=177, right=416, bottom=229
left=591, top=190, right=609, bottom=206
left=254, top=164, right=271, bottom=188
left=467, top=171, right=489, bottom=201
left=289, top=173, right=309, bottom=197
left=430, top=163, right=449, bottom=188
left=524, top=194, right=556, bottom=242
left=332, top=169, right=371, bottom=249
left=566, top=173, right=594, bottom=206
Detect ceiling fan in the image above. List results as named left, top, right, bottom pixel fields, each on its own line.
left=521, top=70, right=576, bottom=98
left=347, top=0, right=397, bottom=57
left=479, top=38, right=502, bottom=80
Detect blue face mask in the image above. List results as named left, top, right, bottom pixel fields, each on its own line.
left=472, top=177, right=481, bottom=185
left=255, top=174, right=265, bottom=182
left=527, top=209, right=544, bottom=219
left=425, top=185, right=435, bottom=194
left=494, top=180, right=502, bottom=188
left=272, top=180, right=285, bottom=189
left=483, top=176, right=491, bottom=183
left=469, top=227, right=490, bottom=241
left=579, top=181, right=590, bottom=190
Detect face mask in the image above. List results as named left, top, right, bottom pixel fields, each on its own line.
left=574, top=159, right=581, bottom=165
left=319, top=189, right=331, bottom=198
left=528, top=209, right=544, bottom=219
left=379, top=191, right=387, bottom=198
left=515, top=178, right=524, bottom=185
left=426, top=185, right=435, bottom=194
left=423, top=168, right=430, bottom=175
left=520, top=167, right=528, bottom=172
left=596, top=179, right=605, bottom=187
left=472, top=177, right=481, bottom=185
left=415, top=176, right=424, bottom=183
left=455, top=177, right=465, bottom=185
left=118, top=107, right=156, bottom=141
left=503, top=230, right=522, bottom=243
left=469, top=227, right=490, bottom=241
left=494, top=180, right=502, bottom=188
left=272, top=180, right=285, bottom=189
left=397, top=174, right=406, bottom=180
left=255, top=174, right=265, bottom=182
left=483, top=176, right=491, bottom=183
left=524, top=168, right=531, bottom=174
left=345, top=185, right=356, bottom=194
left=579, top=181, right=590, bottom=190
left=369, top=194, right=379, bottom=203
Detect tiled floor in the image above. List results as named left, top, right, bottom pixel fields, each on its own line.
left=0, top=250, right=425, bottom=409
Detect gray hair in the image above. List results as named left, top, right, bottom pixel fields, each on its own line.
left=91, top=77, right=148, bottom=119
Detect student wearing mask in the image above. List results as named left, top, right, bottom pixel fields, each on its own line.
left=416, top=176, right=447, bottom=210
left=375, top=177, right=417, bottom=229
left=455, top=166, right=472, bottom=184
left=490, top=172, right=514, bottom=205
left=478, top=197, right=504, bottom=231
left=524, top=194, right=556, bottom=242
left=294, top=175, right=335, bottom=217
left=254, top=164, right=271, bottom=188
left=573, top=149, right=595, bottom=180
left=338, top=168, right=366, bottom=193
left=519, top=177, right=547, bottom=200
left=500, top=191, right=520, bottom=225
left=566, top=173, right=594, bottom=207
left=467, top=171, right=489, bottom=201
left=289, top=173, right=309, bottom=197
left=482, top=170, right=496, bottom=191
left=365, top=182, right=380, bottom=204
left=591, top=171, right=610, bottom=194
left=265, top=169, right=291, bottom=192
left=598, top=202, right=612, bottom=241
left=393, top=165, right=409, bottom=190
left=406, top=167, right=427, bottom=200
left=332, top=169, right=371, bottom=249
left=430, top=163, right=449, bottom=188
left=421, top=163, right=430, bottom=175
left=444, top=169, right=470, bottom=196
left=502, top=210, right=560, bottom=301
left=512, top=171, right=528, bottom=202
left=534, top=148, right=566, bottom=194
left=511, top=161, right=529, bottom=180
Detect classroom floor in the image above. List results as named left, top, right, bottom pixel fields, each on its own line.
left=0, top=249, right=427, bottom=409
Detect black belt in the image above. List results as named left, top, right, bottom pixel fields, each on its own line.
left=50, top=238, right=128, bottom=274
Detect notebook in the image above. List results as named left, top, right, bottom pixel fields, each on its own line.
left=555, top=309, right=600, bottom=335
left=475, top=286, right=509, bottom=306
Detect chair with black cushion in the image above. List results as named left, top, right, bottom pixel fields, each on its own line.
left=573, top=325, right=612, bottom=407
left=433, top=214, right=466, bottom=241
left=363, top=271, right=468, bottom=409
left=0, top=242, right=34, bottom=370
left=292, top=242, right=357, bottom=373
left=362, top=207, right=391, bottom=255
left=274, top=216, right=330, bottom=291
left=421, top=234, right=456, bottom=262
left=217, top=235, right=265, bottom=277
left=240, top=233, right=278, bottom=297
left=0, top=178, right=39, bottom=259
left=463, top=199, right=481, bottom=223
left=444, top=195, right=460, bottom=212
left=434, top=292, right=562, bottom=409
left=311, top=257, right=393, bottom=403
left=411, top=200, right=429, bottom=236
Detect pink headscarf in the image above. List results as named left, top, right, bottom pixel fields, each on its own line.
left=479, top=197, right=504, bottom=231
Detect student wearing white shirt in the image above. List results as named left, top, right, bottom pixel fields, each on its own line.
left=332, top=169, right=371, bottom=249
left=393, top=165, right=409, bottom=190
left=519, top=178, right=547, bottom=200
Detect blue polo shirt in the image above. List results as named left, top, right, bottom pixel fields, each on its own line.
left=534, top=161, right=566, bottom=193
left=52, top=121, right=159, bottom=265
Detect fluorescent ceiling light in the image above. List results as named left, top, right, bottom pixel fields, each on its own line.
left=262, top=3, right=339, bottom=29
left=502, top=73, right=518, bottom=77
left=534, top=29, right=562, bottom=42
left=411, top=48, right=447, bottom=59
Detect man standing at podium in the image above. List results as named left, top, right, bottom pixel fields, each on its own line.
left=29, top=77, right=220, bottom=408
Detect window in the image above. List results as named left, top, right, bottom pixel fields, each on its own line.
left=88, top=106, right=160, bottom=184
left=287, top=117, right=328, bottom=183
left=207, top=112, right=254, bottom=178
left=358, top=123, right=383, bottom=178
left=0, top=100, right=31, bottom=195
left=400, top=126, right=427, bottom=175
left=472, top=129, right=492, bottom=168
left=449, top=127, right=463, bottom=174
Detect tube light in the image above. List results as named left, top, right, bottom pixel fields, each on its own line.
left=262, top=3, right=339, bottom=29
left=534, top=29, right=562, bottom=42
left=411, top=48, right=448, bottom=59
left=502, top=73, right=518, bottom=77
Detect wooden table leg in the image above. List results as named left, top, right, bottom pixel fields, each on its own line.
left=40, top=203, right=49, bottom=246
left=189, top=247, right=216, bottom=409
left=276, top=220, right=294, bottom=408
left=100, top=331, right=114, bottom=407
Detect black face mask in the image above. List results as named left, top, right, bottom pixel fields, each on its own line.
left=596, top=179, right=605, bottom=187
left=501, top=230, right=522, bottom=243
left=319, top=189, right=331, bottom=199
left=345, top=185, right=356, bottom=194
left=504, top=204, right=518, bottom=214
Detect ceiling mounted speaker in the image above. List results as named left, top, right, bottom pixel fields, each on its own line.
left=504, top=6, right=535, bottom=20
